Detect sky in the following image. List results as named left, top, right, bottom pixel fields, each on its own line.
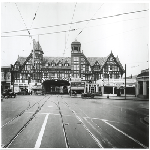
left=1, top=2, right=149, bottom=77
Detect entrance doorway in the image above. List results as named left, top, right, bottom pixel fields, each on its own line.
left=43, top=80, right=70, bottom=94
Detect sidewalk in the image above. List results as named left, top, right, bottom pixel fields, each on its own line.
left=103, top=95, right=149, bottom=101
left=70, top=94, right=149, bottom=101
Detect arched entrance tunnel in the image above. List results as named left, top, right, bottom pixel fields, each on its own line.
left=43, top=80, right=70, bottom=94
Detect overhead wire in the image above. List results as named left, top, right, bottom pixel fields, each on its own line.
left=1, top=16, right=147, bottom=38
left=76, top=3, right=104, bottom=39
left=1, top=28, right=77, bottom=37
left=15, top=3, right=31, bottom=37
left=30, top=2, right=40, bottom=29
left=82, top=25, right=148, bottom=45
left=14, top=3, right=40, bottom=68
left=63, top=2, right=77, bottom=56
left=2, top=9, right=148, bottom=34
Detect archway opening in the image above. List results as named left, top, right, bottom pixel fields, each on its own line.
left=43, top=80, right=70, bottom=94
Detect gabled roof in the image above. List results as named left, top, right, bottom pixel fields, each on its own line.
left=115, top=57, right=124, bottom=71
left=87, top=57, right=107, bottom=66
left=43, top=57, right=71, bottom=65
left=137, top=72, right=149, bottom=77
left=17, top=57, right=27, bottom=65
left=99, top=52, right=124, bottom=72
left=33, top=39, right=44, bottom=54
left=16, top=52, right=124, bottom=72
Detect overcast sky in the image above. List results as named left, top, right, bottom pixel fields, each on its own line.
left=1, top=2, right=149, bottom=77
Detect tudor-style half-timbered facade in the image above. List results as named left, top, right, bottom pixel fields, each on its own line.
left=10, top=39, right=125, bottom=94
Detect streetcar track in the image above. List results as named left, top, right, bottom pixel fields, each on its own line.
left=1, top=95, right=48, bottom=128
left=84, top=117, right=116, bottom=148
left=51, top=95, right=70, bottom=148
left=63, top=101, right=103, bottom=148
left=76, top=105, right=120, bottom=148
left=2, top=95, right=51, bottom=148
left=75, top=103, right=146, bottom=148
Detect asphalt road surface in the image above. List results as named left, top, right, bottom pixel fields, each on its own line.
left=1, top=95, right=149, bottom=148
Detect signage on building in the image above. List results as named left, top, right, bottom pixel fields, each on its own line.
left=71, top=82, right=85, bottom=87
left=71, top=78, right=81, bottom=82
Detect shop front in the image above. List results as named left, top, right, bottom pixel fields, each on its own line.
left=96, top=78, right=136, bottom=96
left=136, top=69, right=149, bottom=98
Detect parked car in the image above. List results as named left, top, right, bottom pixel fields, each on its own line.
left=2, top=89, right=16, bottom=98
left=81, top=92, right=95, bottom=98
left=81, top=91, right=102, bottom=98
left=93, top=91, right=102, bottom=96
left=72, top=91, right=77, bottom=96
left=35, top=90, right=45, bottom=95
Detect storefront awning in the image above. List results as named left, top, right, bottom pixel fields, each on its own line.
left=32, top=86, right=42, bottom=90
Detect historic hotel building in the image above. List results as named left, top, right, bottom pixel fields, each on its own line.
left=11, top=39, right=125, bottom=94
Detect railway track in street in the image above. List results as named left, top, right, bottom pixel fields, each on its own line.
left=2, top=95, right=51, bottom=148
left=1, top=95, right=148, bottom=148
left=59, top=96, right=148, bottom=148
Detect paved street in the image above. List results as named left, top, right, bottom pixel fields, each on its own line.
left=1, top=94, right=149, bottom=148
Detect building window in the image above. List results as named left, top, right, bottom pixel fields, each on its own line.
left=26, top=65, right=31, bottom=70
left=104, top=73, right=109, bottom=79
left=17, top=73, right=20, bottom=79
left=104, top=66, right=108, bottom=72
left=52, top=63, right=55, bottom=66
left=64, top=63, right=68, bottom=66
left=74, top=47, right=78, bottom=51
left=44, top=73, right=48, bottom=78
left=86, top=65, right=89, bottom=71
left=110, top=65, right=112, bottom=70
left=74, top=65, right=79, bottom=70
left=94, top=65, right=99, bottom=70
left=74, top=57, right=79, bottom=61
left=110, top=74, right=112, bottom=79
left=112, top=65, right=118, bottom=71
left=81, top=57, right=85, bottom=63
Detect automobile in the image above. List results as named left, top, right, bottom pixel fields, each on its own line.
left=81, top=92, right=95, bottom=98
left=72, top=91, right=77, bottom=96
left=81, top=91, right=102, bottom=98
left=36, top=90, right=45, bottom=95
left=2, top=89, right=16, bottom=98
left=93, top=91, right=102, bottom=96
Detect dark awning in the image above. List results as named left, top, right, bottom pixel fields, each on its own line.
left=43, top=80, right=70, bottom=86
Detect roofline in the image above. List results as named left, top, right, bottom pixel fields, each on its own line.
left=1, top=66, right=11, bottom=68
left=136, top=76, right=149, bottom=78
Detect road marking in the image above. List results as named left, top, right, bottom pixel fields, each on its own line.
left=64, top=102, right=103, bottom=148
left=101, top=119, right=148, bottom=148
left=92, top=118, right=133, bottom=125
left=25, top=112, right=71, bottom=117
left=35, top=114, right=49, bottom=148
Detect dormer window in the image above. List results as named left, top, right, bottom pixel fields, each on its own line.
left=52, top=63, right=55, bottom=66
left=64, top=63, right=69, bottom=66
left=45, top=63, right=49, bottom=67
left=110, top=65, right=112, bottom=70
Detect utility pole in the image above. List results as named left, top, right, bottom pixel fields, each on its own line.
left=11, top=64, right=15, bottom=92
left=125, top=64, right=126, bottom=99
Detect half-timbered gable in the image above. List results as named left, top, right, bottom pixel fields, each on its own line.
left=101, top=51, right=125, bottom=79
